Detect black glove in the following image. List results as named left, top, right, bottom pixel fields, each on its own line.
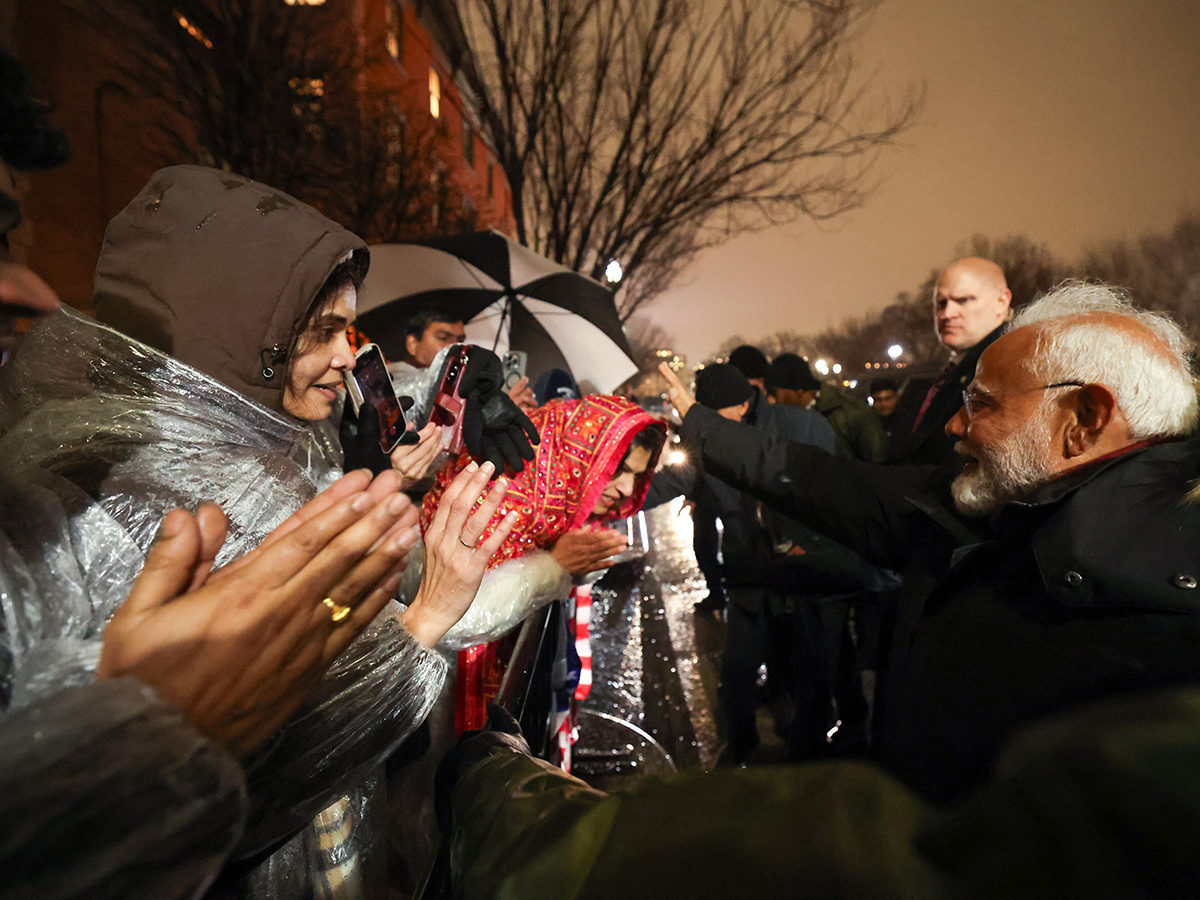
left=434, top=703, right=532, bottom=835
left=339, top=396, right=417, bottom=475
left=459, top=349, right=540, bottom=473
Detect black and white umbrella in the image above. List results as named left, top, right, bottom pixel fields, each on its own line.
left=356, top=231, right=637, bottom=394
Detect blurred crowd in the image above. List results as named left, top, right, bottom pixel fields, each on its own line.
left=3, top=46, right=1200, bottom=900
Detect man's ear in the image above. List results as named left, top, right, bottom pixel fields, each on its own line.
left=1064, top=383, right=1117, bottom=458
left=405, top=333, right=418, bottom=358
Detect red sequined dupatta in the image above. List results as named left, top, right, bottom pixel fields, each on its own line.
left=419, top=395, right=664, bottom=735
left=420, top=395, right=664, bottom=565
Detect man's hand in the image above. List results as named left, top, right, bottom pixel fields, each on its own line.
left=506, top=376, right=537, bottom=412
left=389, top=420, right=441, bottom=488
left=549, top=527, right=628, bottom=576
left=97, top=469, right=420, bottom=758
left=403, top=461, right=518, bottom=648
left=658, top=361, right=695, bottom=419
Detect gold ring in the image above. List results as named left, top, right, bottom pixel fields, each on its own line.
left=322, top=597, right=351, bottom=624
left=459, top=536, right=477, bottom=549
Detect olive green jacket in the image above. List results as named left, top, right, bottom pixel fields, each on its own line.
left=814, top=386, right=888, bottom=463
left=450, top=688, right=1200, bottom=899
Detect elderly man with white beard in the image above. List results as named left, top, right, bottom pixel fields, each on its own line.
left=657, top=282, right=1200, bottom=803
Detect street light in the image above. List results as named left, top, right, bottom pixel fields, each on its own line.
left=887, top=344, right=903, bottom=360
left=814, top=358, right=829, bottom=375
left=604, top=259, right=624, bottom=285
left=832, top=363, right=842, bottom=375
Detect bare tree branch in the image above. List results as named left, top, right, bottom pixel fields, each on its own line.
left=443, top=0, right=919, bottom=320
left=59, top=0, right=479, bottom=242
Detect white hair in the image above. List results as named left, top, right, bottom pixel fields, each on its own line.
left=1008, top=281, right=1198, bottom=439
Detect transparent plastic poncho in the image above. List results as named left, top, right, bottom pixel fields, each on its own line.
left=0, top=310, right=447, bottom=898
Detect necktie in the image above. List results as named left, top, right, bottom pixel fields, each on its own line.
left=912, top=361, right=956, bottom=432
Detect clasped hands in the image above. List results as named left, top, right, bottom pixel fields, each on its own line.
left=98, top=463, right=513, bottom=758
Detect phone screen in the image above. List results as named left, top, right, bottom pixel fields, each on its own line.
left=346, top=344, right=407, bottom=453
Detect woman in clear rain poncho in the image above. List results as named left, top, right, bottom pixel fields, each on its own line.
left=0, top=165, right=520, bottom=899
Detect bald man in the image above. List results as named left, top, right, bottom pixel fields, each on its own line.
left=658, top=282, right=1200, bottom=801
left=890, top=257, right=1012, bottom=470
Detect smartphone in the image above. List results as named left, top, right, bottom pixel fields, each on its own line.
left=430, top=345, right=468, bottom=455
left=502, top=350, right=527, bottom=391
left=343, top=343, right=408, bottom=453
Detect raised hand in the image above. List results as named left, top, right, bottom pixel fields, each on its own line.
left=549, top=527, right=628, bottom=576
left=506, top=376, right=537, bottom=412
left=389, top=420, right=441, bottom=488
left=658, top=361, right=695, bottom=419
left=98, top=469, right=421, bottom=757
left=402, top=461, right=518, bottom=648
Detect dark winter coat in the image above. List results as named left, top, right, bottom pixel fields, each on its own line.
left=680, top=404, right=1200, bottom=802
left=811, top=384, right=888, bottom=463
left=644, top=398, right=837, bottom=602
left=887, top=323, right=1004, bottom=471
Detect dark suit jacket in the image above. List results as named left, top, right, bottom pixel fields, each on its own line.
left=888, top=324, right=1005, bottom=471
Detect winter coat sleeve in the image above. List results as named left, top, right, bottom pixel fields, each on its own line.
left=447, top=688, right=1200, bottom=900
left=446, top=744, right=945, bottom=900
left=0, top=677, right=247, bottom=900
left=641, top=462, right=698, bottom=510
left=678, top=405, right=958, bottom=572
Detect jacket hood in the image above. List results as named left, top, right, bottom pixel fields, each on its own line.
left=93, top=165, right=368, bottom=413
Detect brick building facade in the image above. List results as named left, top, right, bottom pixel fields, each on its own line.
left=6, top=0, right=514, bottom=314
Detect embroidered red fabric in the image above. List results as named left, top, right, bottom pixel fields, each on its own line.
left=420, top=395, right=665, bottom=566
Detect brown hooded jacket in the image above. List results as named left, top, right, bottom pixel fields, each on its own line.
left=93, top=165, right=368, bottom=414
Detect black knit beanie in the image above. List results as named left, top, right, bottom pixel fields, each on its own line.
left=766, top=353, right=821, bottom=392
left=728, top=345, right=769, bottom=380
left=695, top=363, right=755, bottom=410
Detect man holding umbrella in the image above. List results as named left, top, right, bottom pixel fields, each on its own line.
left=389, top=307, right=537, bottom=410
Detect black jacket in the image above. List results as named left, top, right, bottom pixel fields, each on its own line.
left=645, top=400, right=837, bottom=597
left=888, top=324, right=1004, bottom=471
left=681, top=404, right=1200, bottom=801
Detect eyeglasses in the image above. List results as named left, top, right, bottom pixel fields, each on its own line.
left=960, top=381, right=1086, bottom=419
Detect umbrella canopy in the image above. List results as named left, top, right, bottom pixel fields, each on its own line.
left=357, top=231, right=637, bottom=393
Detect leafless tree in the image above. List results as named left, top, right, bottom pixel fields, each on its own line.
left=59, top=0, right=477, bottom=241
left=1082, top=216, right=1200, bottom=338
left=624, top=314, right=680, bottom=371
left=437, top=0, right=920, bottom=320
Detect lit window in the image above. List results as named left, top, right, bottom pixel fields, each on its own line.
left=385, top=1, right=403, bottom=61
left=428, top=68, right=440, bottom=118
left=173, top=10, right=213, bottom=48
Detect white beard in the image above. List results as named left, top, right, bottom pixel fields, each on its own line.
left=952, top=407, right=1058, bottom=516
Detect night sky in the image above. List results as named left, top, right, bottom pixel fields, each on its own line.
left=646, top=0, right=1200, bottom=364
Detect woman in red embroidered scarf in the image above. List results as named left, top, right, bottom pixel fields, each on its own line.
left=419, top=394, right=666, bottom=755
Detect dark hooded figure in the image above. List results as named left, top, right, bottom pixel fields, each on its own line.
left=0, top=166, right=448, bottom=899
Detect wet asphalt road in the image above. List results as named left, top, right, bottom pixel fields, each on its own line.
left=577, top=498, right=726, bottom=776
